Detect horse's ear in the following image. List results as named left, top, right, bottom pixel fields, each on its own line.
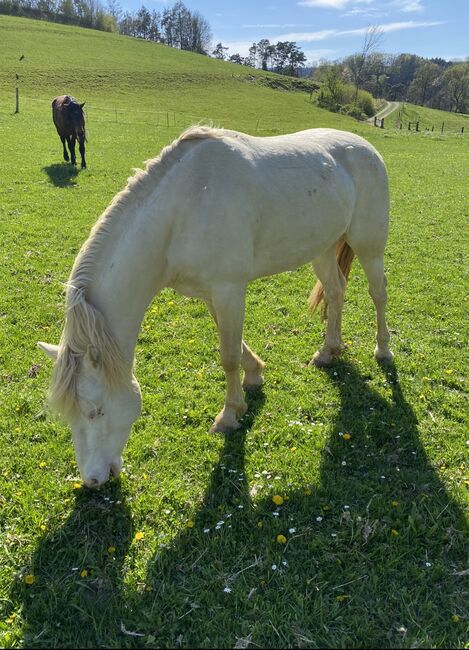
left=80, top=102, right=85, bottom=108
left=38, top=342, right=59, bottom=360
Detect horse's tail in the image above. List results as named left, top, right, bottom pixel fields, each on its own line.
left=308, top=241, right=355, bottom=318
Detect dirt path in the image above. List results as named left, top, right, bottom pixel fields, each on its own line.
left=367, top=100, right=400, bottom=123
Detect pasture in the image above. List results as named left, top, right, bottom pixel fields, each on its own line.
left=0, top=15, right=468, bottom=649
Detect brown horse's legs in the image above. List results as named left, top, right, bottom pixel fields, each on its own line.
left=61, top=136, right=69, bottom=162
left=78, top=137, right=86, bottom=169
left=67, top=135, right=76, bottom=165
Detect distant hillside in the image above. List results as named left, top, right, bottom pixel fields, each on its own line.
left=0, top=15, right=336, bottom=135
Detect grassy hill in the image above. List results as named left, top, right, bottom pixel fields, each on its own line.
left=0, top=15, right=468, bottom=650
left=385, top=101, right=468, bottom=133
left=0, top=15, right=332, bottom=135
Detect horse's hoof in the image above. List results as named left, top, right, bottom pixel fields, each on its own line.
left=242, top=376, right=264, bottom=392
left=375, top=348, right=394, bottom=364
left=309, top=350, right=333, bottom=368
left=210, top=418, right=241, bottom=434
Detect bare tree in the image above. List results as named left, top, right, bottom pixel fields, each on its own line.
left=346, top=25, right=384, bottom=104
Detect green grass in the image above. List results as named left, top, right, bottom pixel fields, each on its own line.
left=385, top=102, right=468, bottom=133
left=0, top=15, right=468, bottom=649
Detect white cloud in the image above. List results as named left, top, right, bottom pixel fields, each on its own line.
left=298, top=0, right=374, bottom=7
left=273, top=20, right=444, bottom=42
left=392, top=0, right=424, bottom=12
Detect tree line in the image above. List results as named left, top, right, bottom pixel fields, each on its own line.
left=212, top=40, right=307, bottom=77
left=313, top=49, right=469, bottom=114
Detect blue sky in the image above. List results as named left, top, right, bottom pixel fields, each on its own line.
left=122, top=0, right=468, bottom=64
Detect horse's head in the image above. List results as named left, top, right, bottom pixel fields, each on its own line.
left=38, top=342, right=141, bottom=488
left=68, top=101, right=86, bottom=138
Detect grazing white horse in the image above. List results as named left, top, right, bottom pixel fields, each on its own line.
left=38, top=126, right=393, bottom=487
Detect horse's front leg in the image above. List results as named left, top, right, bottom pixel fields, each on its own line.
left=209, top=284, right=248, bottom=434
left=68, top=135, right=77, bottom=165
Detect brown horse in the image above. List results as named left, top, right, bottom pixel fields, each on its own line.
left=52, top=95, right=87, bottom=169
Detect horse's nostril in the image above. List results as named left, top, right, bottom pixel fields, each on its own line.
left=86, top=477, right=100, bottom=488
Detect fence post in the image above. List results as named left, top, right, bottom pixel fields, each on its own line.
left=380, top=117, right=384, bottom=129
left=441, top=122, right=444, bottom=134
left=462, top=127, right=465, bottom=134
left=15, top=87, right=19, bottom=113
left=416, top=121, right=419, bottom=132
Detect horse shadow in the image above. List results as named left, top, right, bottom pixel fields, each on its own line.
left=10, top=365, right=467, bottom=647
left=42, top=163, right=79, bottom=188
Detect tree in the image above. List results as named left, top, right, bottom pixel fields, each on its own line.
left=442, top=63, right=469, bottom=112
left=408, top=61, right=440, bottom=105
left=257, top=39, right=271, bottom=71
left=212, top=42, right=229, bottom=60
left=345, top=25, right=384, bottom=104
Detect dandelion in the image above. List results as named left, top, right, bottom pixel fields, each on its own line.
left=343, top=433, right=351, bottom=441
left=6, top=612, right=17, bottom=624
left=303, top=487, right=312, bottom=496
left=257, top=521, right=263, bottom=528
left=451, top=614, right=460, bottom=623
left=290, top=446, right=297, bottom=452
left=72, top=482, right=82, bottom=490
left=39, top=461, right=47, bottom=468
left=272, top=495, right=284, bottom=506
left=24, top=574, right=35, bottom=585
left=80, top=569, right=88, bottom=578
left=134, top=531, right=144, bottom=541
left=39, top=524, right=46, bottom=532
left=276, top=534, right=287, bottom=544
left=336, top=594, right=350, bottom=603
left=107, top=546, right=116, bottom=554
left=391, top=528, right=399, bottom=537
left=391, top=500, right=399, bottom=508
left=186, top=520, right=195, bottom=528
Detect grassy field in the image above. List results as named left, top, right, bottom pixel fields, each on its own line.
left=385, top=102, right=468, bottom=133
left=0, top=15, right=468, bottom=649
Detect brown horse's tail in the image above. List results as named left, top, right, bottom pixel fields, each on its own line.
left=308, top=241, right=355, bottom=319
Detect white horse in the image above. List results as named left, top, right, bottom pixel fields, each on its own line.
left=38, top=126, right=393, bottom=487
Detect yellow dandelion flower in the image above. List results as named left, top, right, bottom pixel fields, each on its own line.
left=336, top=594, right=350, bottom=602
left=303, top=488, right=312, bottom=496
left=39, top=524, right=46, bottom=532
left=272, top=495, right=284, bottom=506
left=451, top=614, right=460, bottom=623
left=107, top=546, right=116, bottom=554
left=80, top=569, right=88, bottom=578
left=39, top=461, right=47, bottom=468
left=257, top=521, right=264, bottom=528
left=391, top=528, right=399, bottom=537
left=145, top=585, right=154, bottom=592
left=134, top=531, right=144, bottom=541
left=24, top=574, right=35, bottom=585
left=290, top=446, right=297, bottom=452
left=342, top=432, right=351, bottom=441
left=6, top=613, right=17, bottom=624
left=276, top=534, right=287, bottom=544
left=391, top=500, right=399, bottom=508
left=187, top=520, right=195, bottom=528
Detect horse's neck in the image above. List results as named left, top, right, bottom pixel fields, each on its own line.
left=86, top=201, right=170, bottom=360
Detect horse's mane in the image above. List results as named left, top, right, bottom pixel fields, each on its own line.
left=48, top=125, right=228, bottom=420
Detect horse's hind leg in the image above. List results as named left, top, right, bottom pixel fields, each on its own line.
left=310, top=245, right=346, bottom=367
left=205, top=286, right=248, bottom=433
left=356, top=254, right=393, bottom=363
left=61, top=136, right=69, bottom=162
left=67, top=135, right=76, bottom=165
left=205, top=299, right=265, bottom=394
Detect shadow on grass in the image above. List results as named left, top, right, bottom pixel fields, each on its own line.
left=8, top=482, right=132, bottom=648
left=43, top=164, right=79, bottom=187
left=12, top=365, right=467, bottom=648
